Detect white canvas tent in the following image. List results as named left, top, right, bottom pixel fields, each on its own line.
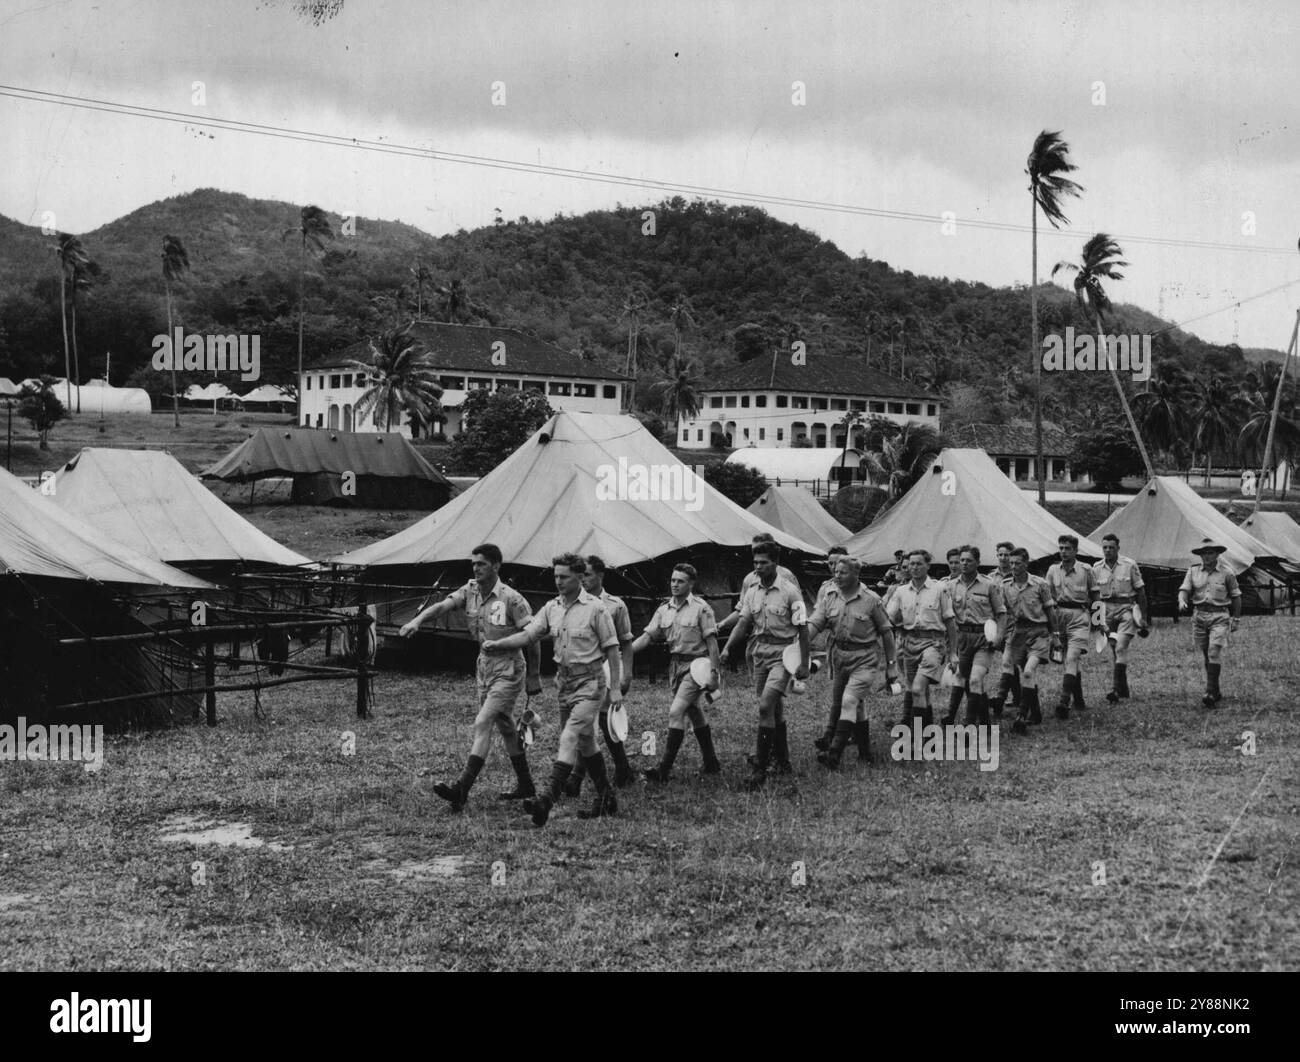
left=19, top=377, right=151, bottom=414
left=182, top=383, right=237, bottom=403
left=51, top=447, right=310, bottom=569
left=1239, top=511, right=1300, bottom=565
left=844, top=447, right=1103, bottom=565
left=747, top=485, right=852, bottom=551
left=238, top=384, right=295, bottom=406
left=726, top=447, right=868, bottom=489
left=334, top=412, right=825, bottom=569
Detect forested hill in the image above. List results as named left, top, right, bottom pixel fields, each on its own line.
left=0, top=189, right=1281, bottom=430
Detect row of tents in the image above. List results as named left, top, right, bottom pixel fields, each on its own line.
left=0, top=379, right=297, bottom=414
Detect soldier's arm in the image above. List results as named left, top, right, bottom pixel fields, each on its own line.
left=1227, top=572, right=1243, bottom=622
left=1177, top=569, right=1193, bottom=612
left=400, top=590, right=460, bottom=636
left=486, top=608, right=546, bottom=652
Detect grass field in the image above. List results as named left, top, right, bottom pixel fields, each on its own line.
left=1, top=614, right=1296, bottom=971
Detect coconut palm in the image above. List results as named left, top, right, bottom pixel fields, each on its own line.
left=1132, top=363, right=1193, bottom=471
left=349, top=325, right=443, bottom=433
left=283, top=205, right=333, bottom=414
left=410, top=260, right=434, bottom=318
left=1026, top=130, right=1083, bottom=505
left=53, top=233, right=89, bottom=413
left=1190, top=374, right=1241, bottom=488
left=67, top=256, right=102, bottom=413
left=161, top=235, right=191, bottom=429
left=859, top=421, right=942, bottom=501
left=646, top=354, right=702, bottom=424
left=668, top=295, right=696, bottom=363
left=1238, top=393, right=1300, bottom=498
left=1051, top=233, right=1155, bottom=481
left=619, top=287, right=652, bottom=410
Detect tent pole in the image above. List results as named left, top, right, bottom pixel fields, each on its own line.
left=1251, top=309, right=1299, bottom=519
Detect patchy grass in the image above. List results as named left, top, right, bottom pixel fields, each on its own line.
left=1, top=615, right=1296, bottom=971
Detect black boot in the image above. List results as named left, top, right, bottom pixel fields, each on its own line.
left=1107, top=662, right=1122, bottom=703
left=577, top=754, right=618, bottom=819
left=1055, top=675, right=1072, bottom=719
left=599, top=709, right=635, bottom=787
left=772, top=721, right=793, bottom=774
left=814, top=702, right=837, bottom=752
left=1206, top=663, right=1223, bottom=706
left=1072, top=672, right=1088, bottom=712
left=747, top=727, right=773, bottom=790
left=498, top=752, right=535, bottom=800
left=1116, top=663, right=1130, bottom=699
left=942, top=685, right=964, bottom=726
left=918, top=696, right=935, bottom=729
left=898, top=691, right=914, bottom=727
left=853, top=720, right=873, bottom=762
left=695, top=725, right=722, bottom=774
left=563, top=760, right=586, bottom=798
left=434, top=754, right=483, bottom=812
left=644, top=727, right=685, bottom=783
left=817, top=720, right=854, bottom=769
left=1026, top=685, right=1043, bottom=724
left=967, top=692, right=990, bottom=726
left=990, top=672, right=1013, bottom=721
left=1008, top=670, right=1022, bottom=709
left=523, top=760, right=572, bottom=827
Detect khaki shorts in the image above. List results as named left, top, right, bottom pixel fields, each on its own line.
left=1009, top=623, right=1051, bottom=668
left=670, top=657, right=710, bottom=709
left=750, top=640, right=792, bottom=698
left=1100, top=601, right=1138, bottom=638
left=1193, top=610, right=1231, bottom=651
left=900, top=631, right=946, bottom=684
left=476, top=652, right=524, bottom=717
left=830, top=643, right=883, bottom=703
left=956, top=628, right=996, bottom=676
left=1055, top=607, right=1091, bottom=652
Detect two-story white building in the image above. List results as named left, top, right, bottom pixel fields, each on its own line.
left=677, top=355, right=942, bottom=450
left=299, top=322, right=627, bottom=437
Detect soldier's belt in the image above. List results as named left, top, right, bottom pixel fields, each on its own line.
left=1056, top=601, right=1088, bottom=610
left=1194, top=604, right=1230, bottom=613
left=1014, top=619, right=1048, bottom=628
left=1100, top=596, right=1134, bottom=604
left=903, top=628, right=946, bottom=637
left=752, top=634, right=795, bottom=645
left=957, top=623, right=986, bottom=633
left=556, top=660, right=603, bottom=675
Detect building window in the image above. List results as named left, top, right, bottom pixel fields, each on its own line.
left=759, top=428, right=766, bottom=441
left=524, top=380, right=546, bottom=393
left=330, top=374, right=341, bottom=389
left=497, top=379, right=522, bottom=390
left=305, top=376, right=312, bottom=390
left=574, top=382, right=596, bottom=398
left=850, top=399, right=865, bottom=411
left=355, top=374, right=366, bottom=388
left=776, top=428, right=784, bottom=441
left=603, top=385, right=617, bottom=399
left=776, top=395, right=788, bottom=408
left=791, top=395, right=808, bottom=409
left=888, top=402, right=904, bottom=414
left=302, top=415, right=310, bottom=426
left=710, top=396, right=723, bottom=408
left=469, top=377, right=492, bottom=390
left=756, top=395, right=768, bottom=408
left=743, top=428, right=750, bottom=440
left=927, top=404, right=938, bottom=416
left=870, top=401, right=885, bottom=413
left=316, top=413, right=324, bottom=427
left=548, top=381, right=571, bottom=396
left=341, top=374, right=353, bottom=388
left=439, top=375, right=466, bottom=389
left=831, top=398, right=847, bottom=410
left=812, top=397, right=829, bottom=410
left=681, top=428, right=689, bottom=443
left=724, top=395, right=737, bottom=408
left=697, top=429, right=704, bottom=441
left=906, top=402, right=920, bottom=415
left=741, top=395, right=750, bottom=408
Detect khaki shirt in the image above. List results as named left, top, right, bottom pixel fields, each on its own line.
left=1003, top=575, right=1054, bottom=624
left=994, top=567, right=1015, bottom=585
left=949, top=573, right=1007, bottom=625
left=645, top=594, right=717, bottom=656
left=444, top=579, right=533, bottom=658
left=523, top=589, right=619, bottom=665
left=1179, top=564, right=1241, bottom=607
left=741, top=564, right=799, bottom=593
left=597, top=589, right=634, bottom=644
left=885, top=577, right=954, bottom=632
left=1046, top=561, right=1097, bottom=605
left=815, top=578, right=837, bottom=610
left=808, top=584, right=890, bottom=647
left=1093, top=557, right=1145, bottom=600
left=739, top=580, right=808, bottom=640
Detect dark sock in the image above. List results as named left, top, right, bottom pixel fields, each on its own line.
left=457, top=754, right=485, bottom=794
left=660, top=727, right=685, bottom=774
left=773, top=720, right=791, bottom=767
left=853, top=720, right=872, bottom=760
left=598, top=710, right=631, bottom=770
left=1009, top=671, right=1022, bottom=707
left=585, top=752, right=611, bottom=793
left=695, top=725, right=721, bottom=771
left=944, top=685, right=964, bottom=721
left=545, top=760, right=574, bottom=802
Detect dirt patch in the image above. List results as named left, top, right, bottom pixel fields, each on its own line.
left=158, top=815, right=293, bottom=851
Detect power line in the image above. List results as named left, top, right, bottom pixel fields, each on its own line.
left=3, top=83, right=1298, bottom=258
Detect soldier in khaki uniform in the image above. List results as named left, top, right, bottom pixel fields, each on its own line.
left=564, top=555, right=635, bottom=796
left=946, top=546, right=1008, bottom=726
left=812, top=545, right=849, bottom=751
left=400, top=543, right=543, bottom=810
left=884, top=550, right=959, bottom=728
left=806, top=556, right=896, bottom=767
left=988, top=541, right=1021, bottom=718
left=1093, top=533, right=1150, bottom=703
left=1178, top=539, right=1242, bottom=707
left=716, top=532, right=800, bottom=635
left=483, top=553, right=623, bottom=827
left=719, top=541, right=810, bottom=789
left=1045, top=534, right=1100, bottom=718
left=632, top=563, right=722, bottom=783
left=1002, top=546, right=1059, bottom=734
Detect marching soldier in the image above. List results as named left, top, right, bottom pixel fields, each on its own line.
left=806, top=556, right=896, bottom=767
left=631, top=563, right=722, bottom=783
left=988, top=541, right=1021, bottom=719
left=877, top=549, right=909, bottom=600
left=717, top=532, right=799, bottom=635
left=1093, top=533, right=1150, bottom=703
left=564, top=555, right=635, bottom=795
left=884, top=550, right=959, bottom=729
left=400, top=543, right=542, bottom=811
left=945, top=545, right=1008, bottom=726
left=813, top=545, right=849, bottom=752
left=719, top=541, right=810, bottom=789
left=1046, top=534, right=1100, bottom=718
left=482, top=553, right=623, bottom=827
left=1002, top=547, right=1059, bottom=734
left=1178, top=540, right=1242, bottom=707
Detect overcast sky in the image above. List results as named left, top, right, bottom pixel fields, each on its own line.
left=2, top=0, right=1297, bottom=350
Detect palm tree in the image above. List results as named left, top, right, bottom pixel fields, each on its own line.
left=161, top=235, right=191, bottom=429
left=349, top=324, right=443, bottom=433
left=859, top=421, right=942, bottom=501
left=410, top=260, right=434, bottom=318
left=1238, top=393, right=1300, bottom=498
left=1026, top=130, right=1083, bottom=504
left=668, top=295, right=696, bottom=363
left=283, top=205, right=333, bottom=416
left=646, top=354, right=702, bottom=425
left=68, top=256, right=102, bottom=413
left=1133, top=363, right=1193, bottom=472
left=619, top=287, right=652, bottom=410
left=54, top=233, right=89, bottom=412
left=1190, top=375, right=1240, bottom=488
left=1051, top=232, right=1154, bottom=480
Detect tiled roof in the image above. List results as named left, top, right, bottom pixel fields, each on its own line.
left=308, top=322, right=627, bottom=381
left=947, top=422, right=1075, bottom=458
left=704, top=355, right=940, bottom=401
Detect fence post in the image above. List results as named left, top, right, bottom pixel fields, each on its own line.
left=355, top=602, right=370, bottom=719
left=205, top=638, right=217, bottom=726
